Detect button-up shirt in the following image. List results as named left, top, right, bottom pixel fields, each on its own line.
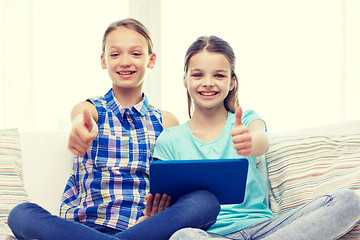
left=60, top=89, right=163, bottom=230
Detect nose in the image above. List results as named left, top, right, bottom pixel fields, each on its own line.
left=119, top=54, right=131, bottom=67
left=202, top=76, right=214, bottom=87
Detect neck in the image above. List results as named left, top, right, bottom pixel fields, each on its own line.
left=188, top=106, right=228, bottom=142
left=112, top=85, right=143, bottom=108
left=190, top=105, right=228, bottom=125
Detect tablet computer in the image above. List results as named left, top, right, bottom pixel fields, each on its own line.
left=149, top=158, right=248, bottom=204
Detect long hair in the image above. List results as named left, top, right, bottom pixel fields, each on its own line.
left=184, top=36, right=239, bottom=118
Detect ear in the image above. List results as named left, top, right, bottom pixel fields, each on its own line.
left=229, top=76, right=236, bottom=91
left=147, top=53, right=156, bottom=69
left=101, top=54, right=107, bottom=69
left=183, top=75, right=188, bottom=90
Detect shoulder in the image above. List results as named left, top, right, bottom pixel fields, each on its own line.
left=226, top=109, right=266, bottom=132
left=71, top=101, right=98, bottom=121
left=228, top=109, right=265, bottom=127
left=159, top=122, right=187, bottom=138
left=153, top=123, right=188, bottom=160
left=156, top=123, right=188, bottom=145
left=241, top=109, right=267, bottom=131
left=161, top=110, right=180, bottom=129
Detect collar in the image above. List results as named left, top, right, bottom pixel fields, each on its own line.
left=105, top=89, right=150, bottom=121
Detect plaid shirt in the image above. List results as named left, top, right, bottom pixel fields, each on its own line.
left=60, top=89, right=163, bottom=230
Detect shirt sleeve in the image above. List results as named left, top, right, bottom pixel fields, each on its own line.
left=242, top=109, right=267, bottom=132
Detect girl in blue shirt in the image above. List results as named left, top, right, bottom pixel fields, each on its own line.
left=153, top=35, right=360, bottom=240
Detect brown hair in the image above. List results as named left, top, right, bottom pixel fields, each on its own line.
left=102, top=18, right=153, bottom=55
left=184, top=36, right=239, bottom=118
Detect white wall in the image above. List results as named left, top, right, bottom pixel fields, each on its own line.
left=1, top=0, right=359, bottom=133
left=161, top=0, right=360, bottom=133
left=0, top=0, right=130, bottom=131
left=344, top=0, right=360, bottom=121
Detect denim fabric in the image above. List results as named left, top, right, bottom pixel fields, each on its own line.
left=170, top=189, right=360, bottom=240
left=8, top=190, right=220, bottom=240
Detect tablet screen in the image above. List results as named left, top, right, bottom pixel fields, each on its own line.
left=149, top=158, right=248, bottom=204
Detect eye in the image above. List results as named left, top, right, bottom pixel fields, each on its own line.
left=215, top=74, right=226, bottom=78
left=110, top=53, right=119, bottom=58
left=191, top=73, right=203, bottom=78
left=132, top=52, right=142, bottom=57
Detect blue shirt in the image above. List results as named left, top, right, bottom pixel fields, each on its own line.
left=60, top=89, right=163, bottom=230
left=153, top=110, right=274, bottom=235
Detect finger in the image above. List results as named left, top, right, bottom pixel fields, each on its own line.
left=68, top=134, right=89, bottom=156
left=233, top=142, right=252, bottom=151
left=231, top=133, right=251, bottom=144
left=69, top=144, right=87, bottom=156
left=135, top=216, right=149, bottom=225
left=150, top=193, right=161, bottom=215
left=158, top=194, right=169, bottom=211
left=73, top=124, right=96, bottom=147
left=68, top=145, right=80, bottom=156
left=71, top=130, right=92, bottom=149
left=164, top=195, right=171, bottom=209
left=83, top=110, right=93, bottom=133
left=237, top=149, right=252, bottom=156
left=234, top=106, right=243, bottom=127
left=145, top=193, right=154, bottom=216
left=68, top=140, right=89, bottom=156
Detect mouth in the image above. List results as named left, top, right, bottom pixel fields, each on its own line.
left=117, top=71, right=136, bottom=76
left=199, top=91, right=218, bottom=96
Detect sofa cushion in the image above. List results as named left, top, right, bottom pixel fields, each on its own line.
left=0, top=128, right=28, bottom=239
left=20, top=131, right=73, bottom=216
left=266, top=121, right=360, bottom=238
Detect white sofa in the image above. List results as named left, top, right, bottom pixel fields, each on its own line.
left=1, top=120, right=360, bottom=239
left=21, top=131, right=73, bottom=216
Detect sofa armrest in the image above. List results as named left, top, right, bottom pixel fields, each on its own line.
left=20, top=131, right=73, bottom=216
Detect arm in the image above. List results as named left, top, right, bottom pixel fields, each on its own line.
left=68, top=101, right=99, bottom=156
left=247, top=120, right=269, bottom=156
left=71, top=101, right=98, bottom=122
left=230, top=106, right=269, bottom=157
left=161, top=110, right=179, bottom=129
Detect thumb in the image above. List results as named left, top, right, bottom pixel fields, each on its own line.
left=234, top=106, right=243, bottom=127
left=83, top=110, right=93, bottom=132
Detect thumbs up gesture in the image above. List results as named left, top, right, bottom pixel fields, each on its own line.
left=230, top=106, right=252, bottom=156
left=68, top=109, right=98, bottom=156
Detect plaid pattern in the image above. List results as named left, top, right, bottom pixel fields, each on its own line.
left=60, top=89, right=163, bottom=230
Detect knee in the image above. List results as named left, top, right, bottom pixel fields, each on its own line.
left=331, top=189, right=360, bottom=216
left=333, top=189, right=360, bottom=205
left=182, top=190, right=221, bottom=216
left=170, top=227, right=211, bottom=240
left=8, top=202, right=40, bottom=229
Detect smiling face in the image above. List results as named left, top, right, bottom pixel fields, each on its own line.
left=184, top=50, right=235, bottom=112
left=101, top=26, right=156, bottom=91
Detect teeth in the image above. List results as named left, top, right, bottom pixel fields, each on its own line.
left=118, top=71, right=134, bottom=75
left=201, top=92, right=217, bottom=96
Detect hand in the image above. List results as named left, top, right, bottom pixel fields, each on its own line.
left=136, top=193, right=172, bottom=224
left=68, top=110, right=98, bottom=156
left=230, top=106, right=252, bottom=156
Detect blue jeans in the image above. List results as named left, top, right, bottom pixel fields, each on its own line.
left=8, top=190, right=220, bottom=240
left=170, top=189, right=360, bottom=240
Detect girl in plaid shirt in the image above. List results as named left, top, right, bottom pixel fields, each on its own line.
left=8, top=18, right=220, bottom=240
